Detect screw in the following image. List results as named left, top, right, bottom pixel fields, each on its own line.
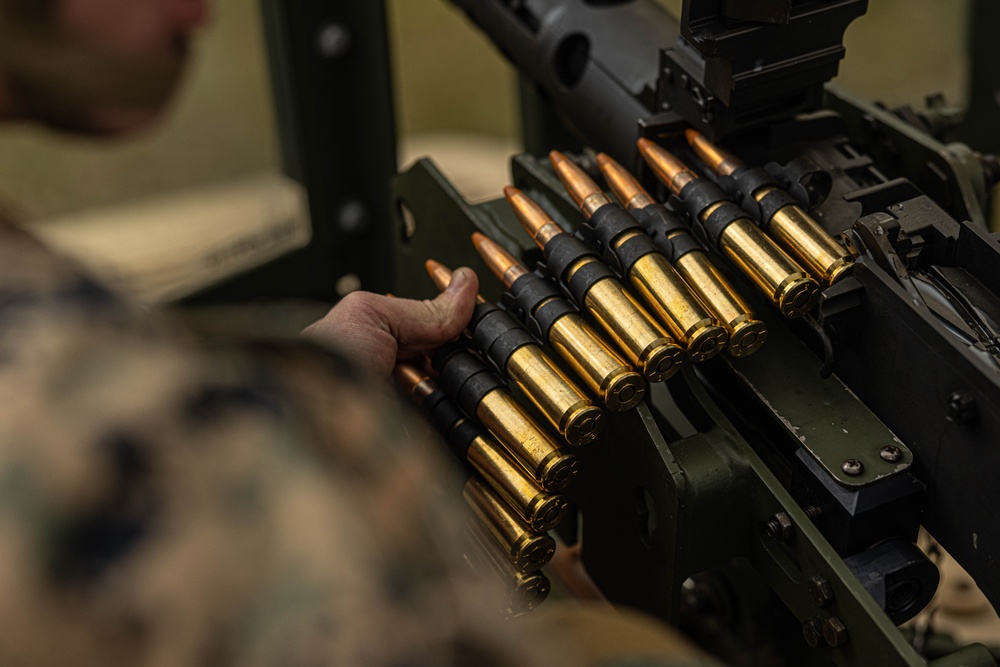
left=823, top=616, right=849, bottom=648
left=804, top=506, right=823, bottom=521
left=841, top=459, right=864, bottom=476
left=317, top=23, right=353, bottom=59
left=802, top=618, right=824, bottom=648
left=880, top=445, right=902, bottom=463
left=947, top=392, right=978, bottom=424
left=808, top=575, right=835, bottom=607
left=763, top=512, right=793, bottom=542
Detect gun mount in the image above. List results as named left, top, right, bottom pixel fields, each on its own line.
left=238, top=1, right=1000, bottom=664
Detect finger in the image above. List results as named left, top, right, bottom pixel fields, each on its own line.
left=382, top=267, right=479, bottom=350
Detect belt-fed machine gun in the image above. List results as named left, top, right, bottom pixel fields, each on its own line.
left=227, top=1, right=1000, bottom=664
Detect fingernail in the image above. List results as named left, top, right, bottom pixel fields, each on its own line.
left=447, top=268, right=469, bottom=292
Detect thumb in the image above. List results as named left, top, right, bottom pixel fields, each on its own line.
left=386, top=267, right=479, bottom=351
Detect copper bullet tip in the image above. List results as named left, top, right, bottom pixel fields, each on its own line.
left=393, top=362, right=437, bottom=405
left=424, top=258, right=453, bottom=292
left=549, top=150, right=607, bottom=216
left=684, top=128, right=742, bottom=177
left=595, top=152, right=652, bottom=211
left=471, top=232, right=528, bottom=288
left=426, top=259, right=486, bottom=303
left=504, top=187, right=566, bottom=248
left=393, top=362, right=427, bottom=395
left=637, top=138, right=698, bottom=195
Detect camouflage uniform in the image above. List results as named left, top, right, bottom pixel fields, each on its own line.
left=0, top=218, right=721, bottom=666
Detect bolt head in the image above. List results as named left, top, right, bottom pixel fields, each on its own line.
left=802, top=618, right=824, bottom=648
left=808, top=575, right=835, bottom=607
left=842, top=459, right=864, bottom=476
left=763, top=512, right=794, bottom=542
left=880, top=445, right=902, bottom=463
left=823, top=617, right=849, bottom=648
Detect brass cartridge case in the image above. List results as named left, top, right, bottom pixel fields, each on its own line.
left=394, top=362, right=568, bottom=531
left=471, top=232, right=646, bottom=411
left=504, top=345, right=605, bottom=446
left=707, top=207, right=820, bottom=319
left=465, top=522, right=551, bottom=612
left=464, top=477, right=556, bottom=573
left=639, top=139, right=821, bottom=318
left=426, top=258, right=604, bottom=447
left=614, top=231, right=728, bottom=361
left=550, top=150, right=727, bottom=361
left=476, top=387, right=579, bottom=492
left=669, top=244, right=768, bottom=357
left=467, top=433, right=569, bottom=532
left=567, top=257, right=684, bottom=382
left=596, top=151, right=768, bottom=358
left=545, top=308, right=646, bottom=411
left=754, top=186, right=854, bottom=287
left=686, top=129, right=853, bottom=288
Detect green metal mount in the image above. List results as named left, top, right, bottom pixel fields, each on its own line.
left=388, top=157, right=993, bottom=666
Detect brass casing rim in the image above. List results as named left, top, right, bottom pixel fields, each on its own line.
left=511, top=532, right=556, bottom=573
left=526, top=493, right=570, bottom=533
left=537, top=448, right=580, bottom=492
left=727, top=317, right=769, bottom=358
left=601, top=367, right=646, bottom=411
left=639, top=338, right=684, bottom=383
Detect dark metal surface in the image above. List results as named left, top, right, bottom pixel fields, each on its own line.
left=241, top=0, right=1000, bottom=662
left=449, top=0, right=679, bottom=171
left=660, top=0, right=867, bottom=139
left=190, top=0, right=398, bottom=302
left=388, top=157, right=998, bottom=665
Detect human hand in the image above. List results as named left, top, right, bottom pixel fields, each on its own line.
left=301, top=268, right=479, bottom=378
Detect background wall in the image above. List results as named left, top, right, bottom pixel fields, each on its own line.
left=0, top=0, right=975, bottom=221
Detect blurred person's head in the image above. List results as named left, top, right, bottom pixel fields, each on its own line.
left=0, top=0, right=208, bottom=134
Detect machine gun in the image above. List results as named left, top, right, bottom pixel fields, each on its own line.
left=220, top=1, right=1000, bottom=665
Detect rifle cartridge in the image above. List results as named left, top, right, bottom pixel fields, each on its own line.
left=596, top=153, right=767, bottom=357
left=504, top=186, right=684, bottom=382
left=434, top=344, right=579, bottom=492
left=426, top=260, right=604, bottom=446
left=395, top=364, right=570, bottom=532
left=464, top=521, right=551, bottom=612
left=549, top=151, right=728, bottom=362
left=637, top=139, right=821, bottom=318
left=464, top=477, right=556, bottom=573
left=471, top=232, right=646, bottom=411
left=685, top=129, right=853, bottom=287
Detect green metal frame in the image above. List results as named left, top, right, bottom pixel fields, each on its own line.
left=388, top=156, right=995, bottom=666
